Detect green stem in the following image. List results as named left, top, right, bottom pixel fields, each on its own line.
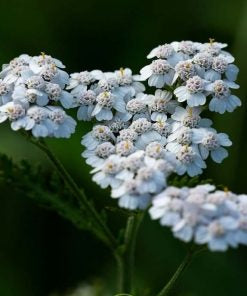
left=27, top=136, right=118, bottom=250
left=156, top=247, right=205, bottom=296
left=116, top=212, right=145, bottom=294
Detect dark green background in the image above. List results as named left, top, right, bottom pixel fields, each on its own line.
left=0, top=0, right=247, bottom=295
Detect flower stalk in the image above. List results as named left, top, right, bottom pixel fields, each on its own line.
left=26, top=135, right=118, bottom=250
left=115, top=212, right=145, bottom=294
left=156, top=246, right=206, bottom=296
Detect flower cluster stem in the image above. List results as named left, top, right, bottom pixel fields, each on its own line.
left=156, top=246, right=206, bottom=296
left=27, top=136, right=118, bottom=250
left=116, top=213, right=144, bottom=294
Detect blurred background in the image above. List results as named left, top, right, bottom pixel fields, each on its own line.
left=0, top=0, right=247, bottom=295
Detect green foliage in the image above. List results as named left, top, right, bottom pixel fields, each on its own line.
left=168, top=175, right=213, bottom=188
left=0, top=152, right=112, bottom=244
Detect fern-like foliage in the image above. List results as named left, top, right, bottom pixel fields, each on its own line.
left=0, top=153, right=111, bottom=244
left=168, top=175, right=213, bottom=188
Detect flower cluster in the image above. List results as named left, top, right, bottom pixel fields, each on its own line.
left=138, top=40, right=241, bottom=113
left=150, top=184, right=247, bottom=252
left=67, top=68, right=145, bottom=121
left=81, top=41, right=238, bottom=210
left=0, top=53, right=76, bottom=138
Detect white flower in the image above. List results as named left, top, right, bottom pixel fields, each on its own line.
left=138, top=59, right=175, bottom=88
left=119, top=94, right=148, bottom=121
left=1, top=54, right=31, bottom=84
left=166, top=126, right=194, bottom=153
left=29, top=54, right=69, bottom=88
left=112, top=172, right=154, bottom=210
left=200, top=41, right=227, bottom=55
left=174, top=76, right=208, bottom=107
left=150, top=185, right=247, bottom=252
left=47, top=106, right=76, bottom=138
left=91, top=155, right=123, bottom=189
left=81, top=125, right=115, bottom=150
left=117, top=128, right=138, bottom=142
left=192, top=128, right=232, bottom=162
left=147, top=90, right=177, bottom=120
left=149, top=186, right=188, bottom=225
left=106, top=116, right=129, bottom=133
left=193, top=52, right=213, bottom=70
left=82, top=141, right=115, bottom=168
left=172, top=41, right=201, bottom=58
left=171, top=106, right=212, bottom=132
left=115, top=68, right=145, bottom=97
left=174, top=60, right=196, bottom=81
left=75, top=89, right=97, bottom=121
left=195, top=217, right=239, bottom=251
left=67, top=71, right=97, bottom=92
left=206, top=80, right=241, bottom=114
left=116, top=150, right=145, bottom=181
left=175, top=145, right=206, bottom=177
left=204, top=56, right=239, bottom=82
left=91, top=91, right=126, bottom=121
left=152, top=116, right=173, bottom=138
left=79, top=40, right=241, bottom=214
left=147, top=43, right=183, bottom=66
left=13, top=84, right=48, bottom=106
left=45, top=83, right=73, bottom=108
left=24, top=106, right=52, bottom=137
left=0, top=101, right=26, bottom=123
left=116, top=140, right=135, bottom=156
left=130, top=118, right=163, bottom=150
left=0, top=79, right=13, bottom=105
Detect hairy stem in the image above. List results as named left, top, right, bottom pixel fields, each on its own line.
left=26, top=136, right=118, bottom=250
left=116, top=212, right=145, bottom=294
left=156, top=246, right=205, bottom=296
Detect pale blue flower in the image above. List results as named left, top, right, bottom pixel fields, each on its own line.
left=138, top=59, right=175, bottom=88
left=118, top=191, right=151, bottom=210
left=174, top=76, right=209, bottom=107
left=73, top=89, right=97, bottom=121
left=91, top=155, right=123, bottom=189
left=195, top=217, right=239, bottom=251
left=166, top=126, right=195, bottom=153
left=171, top=41, right=201, bottom=59
left=115, top=68, right=145, bottom=98
left=116, top=93, right=148, bottom=122
left=82, top=142, right=116, bottom=168
left=29, top=54, right=69, bottom=87
left=147, top=43, right=183, bottom=66
left=0, top=101, right=26, bottom=124
left=171, top=106, right=212, bottom=132
left=47, top=106, right=77, bottom=138
left=204, top=56, right=239, bottom=82
left=146, top=89, right=177, bottom=120
left=0, top=54, right=31, bottom=84
left=112, top=178, right=152, bottom=210
left=206, top=80, right=241, bottom=114
left=192, top=128, right=232, bottom=162
left=150, top=185, right=247, bottom=252
left=22, top=106, right=52, bottom=137
left=174, top=145, right=206, bottom=177
left=45, top=83, right=73, bottom=109
left=81, top=125, right=116, bottom=150
left=91, top=91, right=126, bottom=121
left=0, top=79, right=13, bottom=105
left=67, top=70, right=97, bottom=93
left=13, top=84, right=49, bottom=106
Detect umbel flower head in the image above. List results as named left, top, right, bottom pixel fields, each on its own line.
left=67, top=68, right=145, bottom=121
left=149, top=185, right=247, bottom=252
left=0, top=53, right=76, bottom=138
left=80, top=40, right=238, bottom=211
